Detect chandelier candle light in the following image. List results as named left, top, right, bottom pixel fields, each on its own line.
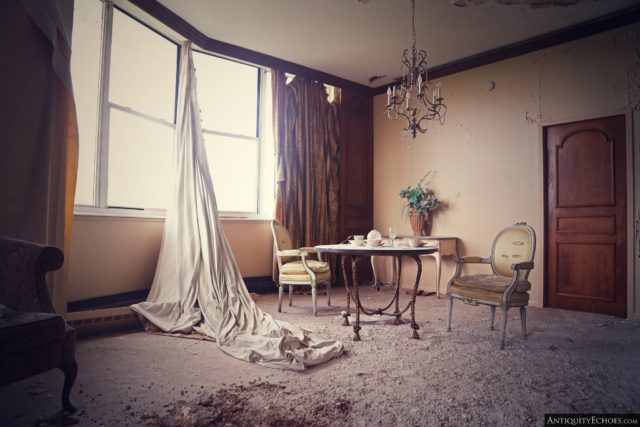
left=385, top=0, right=446, bottom=141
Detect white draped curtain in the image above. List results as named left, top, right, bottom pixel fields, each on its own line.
left=131, top=42, right=343, bottom=370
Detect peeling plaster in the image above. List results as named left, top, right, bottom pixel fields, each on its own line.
left=524, top=54, right=544, bottom=125
left=627, top=25, right=640, bottom=111
left=525, top=110, right=540, bottom=124
left=611, top=23, right=640, bottom=111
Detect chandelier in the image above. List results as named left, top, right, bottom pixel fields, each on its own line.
left=385, top=0, right=446, bottom=140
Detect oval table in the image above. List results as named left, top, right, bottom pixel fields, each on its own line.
left=315, top=244, right=438, bottom=341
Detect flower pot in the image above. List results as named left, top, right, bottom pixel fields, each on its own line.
left=409, top=211, right=431, bottom=236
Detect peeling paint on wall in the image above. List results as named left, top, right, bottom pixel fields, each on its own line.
left=626, top=24, right=640, bottom=111
left=611, top=23, right=640, bottom=111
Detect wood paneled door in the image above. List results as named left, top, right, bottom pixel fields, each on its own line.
left=544, top=115, right=627, bottom=317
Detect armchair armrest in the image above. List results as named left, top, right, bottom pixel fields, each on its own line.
left=457, top=256, right=491, bottom=264
left=511, top=261, right=534, bottom=271
left=0, top=236, right=63, bottom=314
left=447, top=256, right=491, bottom=292
left=276, top=249, right=303, bottom=258
left=299, top=246, right=324, bottom=262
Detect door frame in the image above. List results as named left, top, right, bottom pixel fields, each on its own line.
left=538, top=108, right=637, bottom=319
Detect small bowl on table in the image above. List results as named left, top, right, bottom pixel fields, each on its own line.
left=405, top=238, right=422, bottom=248
left=349, top=239, right=365, bottom=246
left=366, top=239, right=383, bottom=247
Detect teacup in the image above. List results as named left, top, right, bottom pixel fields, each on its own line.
left=366, top=239, right=383, bottom=247
left=353, top=235, right=365, bottom=241
left=405, top=238, right=421, bottom=248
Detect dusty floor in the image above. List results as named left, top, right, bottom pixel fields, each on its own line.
left=1, top=286, right=639, bottom=426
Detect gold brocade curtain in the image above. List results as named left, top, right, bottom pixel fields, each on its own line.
left=272, top=71, right=339, bottom=249
left=0, top=0, right=79, bottom=315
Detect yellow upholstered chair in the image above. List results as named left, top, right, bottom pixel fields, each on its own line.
left=446, top=222, right=536, bottom=349
left=270, top=221, right=331, bottom=316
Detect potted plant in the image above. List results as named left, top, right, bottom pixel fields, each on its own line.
left=399, top=172, right=442, bottom=236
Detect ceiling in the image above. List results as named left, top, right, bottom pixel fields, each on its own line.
left=156, top=0, right=639, bottom=88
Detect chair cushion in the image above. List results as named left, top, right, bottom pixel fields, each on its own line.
left=453, top=274, right=531, bottom=293
left=449, top=283, right=529, bottom=304
left=280, top=260, right=331, bottom=283
left=0, top=308, right=66, bottom=357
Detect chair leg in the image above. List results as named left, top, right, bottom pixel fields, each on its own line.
left=446, top=297, right=453, bottom=332
left=60, top=362, right=78, bottom=413
left=278, top=285, right=283, bottom=312
left=288, top=285, right=293, bottom=306
left=520, top=306, right=527, bottom=339
left=500, top=307, right=509, bottom=350
left=326, top=282, right=331, bottom=306
left=490, top=306, right=496, bottom=330
left=312, top=286, right=318, bottom=316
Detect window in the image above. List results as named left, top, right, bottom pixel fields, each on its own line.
left=70, top=0, right=102, bottom=206
left=71, top=0, right=274, bottom=217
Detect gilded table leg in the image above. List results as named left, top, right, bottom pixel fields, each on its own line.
left=409, top=255, right=422, bottom=339
left=351, top=256, right=362, bottom=341
left=341, top=255, right=351, bottom=326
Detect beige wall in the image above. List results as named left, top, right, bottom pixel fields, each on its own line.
left=373, top=24, right=639, bottom=317
left=68, top=216, right=273, bottom=302
left=68, top=25, right=639, bottom=317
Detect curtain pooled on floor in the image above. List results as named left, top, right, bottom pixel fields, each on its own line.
left=131, top=42, right=343, bottom=370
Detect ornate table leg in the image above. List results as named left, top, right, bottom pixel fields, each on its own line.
left=340, top=255, right=351, bottom=326
left=393, top=256, right=403, bottom=325
left=409, top=255, right=422, bottom=339
left=351, top=256, right=362, bottom=341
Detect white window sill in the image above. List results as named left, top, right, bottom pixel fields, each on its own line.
left=73, top=206, right=272, bottom=222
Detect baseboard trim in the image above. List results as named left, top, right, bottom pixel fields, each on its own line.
left=67, top=276, right=277, bottom=313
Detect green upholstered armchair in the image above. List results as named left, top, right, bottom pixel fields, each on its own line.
left=446, top=222, right=536, bottom=349
left=270, top=221, right=331, bottom=316
left=0, top=236, right=78, bottom=412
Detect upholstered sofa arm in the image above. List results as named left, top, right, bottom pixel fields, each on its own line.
left=511, top=261, right=534, bottom=271
left=457, top=256, right=490, bottom=264
left=0, top=236, right=63, bottom=314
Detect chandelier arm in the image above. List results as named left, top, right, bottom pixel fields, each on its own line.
left=384, top=0, right=447, bottom=140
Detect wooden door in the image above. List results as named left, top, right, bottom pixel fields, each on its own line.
left=545, top=115, right=627, bottom=317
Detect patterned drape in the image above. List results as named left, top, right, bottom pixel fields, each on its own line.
left=272, top=71, right=339, bottom=248
left=0, top=0, right=78, bottom=315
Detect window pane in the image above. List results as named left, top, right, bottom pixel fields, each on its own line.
left=203, top=135, right=258, bottom=212
left=109, top=9, right=177, bottom=122
left=193, top=52, right=258, bottom=137
left=260, top=71, right=275, bottom=216
left=107, top=109, right=173, bottom=209
left=71, top=0, right=102, bottom=205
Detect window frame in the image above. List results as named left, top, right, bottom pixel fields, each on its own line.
left=73, top=0, right=274, bottom=220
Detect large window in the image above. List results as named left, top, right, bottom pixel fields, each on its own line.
left=71, top=0, right=274, bottom=217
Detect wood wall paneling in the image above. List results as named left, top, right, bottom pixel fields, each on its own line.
left=337, top=88, right=374, bottom=284
left=338, top=88, right=373, bottom=241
